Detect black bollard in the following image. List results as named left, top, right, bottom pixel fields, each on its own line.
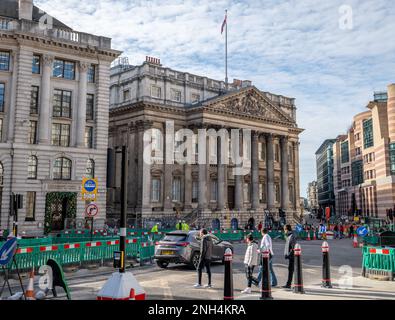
left=321, top=241, right=332, bottom=288
left=293, top=243, right=305, bottom=294
left=260, top=248, right=273, bottom=300
left=223, top=248, right=234, bottom=300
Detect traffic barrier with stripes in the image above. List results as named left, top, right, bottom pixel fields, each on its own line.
left=362, top=245, right=395, bottom=280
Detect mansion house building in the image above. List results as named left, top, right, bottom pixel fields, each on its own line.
left=0, top=0, right=120, bottom=235
left=108, top=57, right=303, bottom=228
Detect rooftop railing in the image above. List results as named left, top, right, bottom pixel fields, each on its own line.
left=0, top=17, right=111, bottom=49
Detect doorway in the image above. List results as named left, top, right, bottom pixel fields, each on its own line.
left=227, top=186, right=235, bottom=210
left=45, top=192, right=77, bottom=234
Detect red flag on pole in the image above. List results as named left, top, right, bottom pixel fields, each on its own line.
left=221, top=12, right=227, bottom=34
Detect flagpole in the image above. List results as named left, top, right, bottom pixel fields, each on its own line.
left=225, top=9, right=228, bottom=91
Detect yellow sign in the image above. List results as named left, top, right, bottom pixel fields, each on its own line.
left=81, top=177, right=98, bottom=201
left=354, top=216, right=359, bottom=222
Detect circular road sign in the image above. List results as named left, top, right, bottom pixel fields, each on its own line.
left=84, top=179, right=97, bottom=193
left=85, top=203, right=99, bottom=217
left=356, top=226, right=368, bottom=237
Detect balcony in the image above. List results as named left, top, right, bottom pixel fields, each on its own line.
left=0, top=17, right=111, bottom=49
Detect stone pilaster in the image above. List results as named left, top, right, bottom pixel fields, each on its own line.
left=251, top=131, right=260, bottom=210
left=38, top=54, right=54, bottom=144
left=76, top=62, right=89, bottom=147
left=280, top=136, right=289, bottom=210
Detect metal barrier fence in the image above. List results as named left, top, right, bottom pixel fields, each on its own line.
left=362, top=246, right=395, bottom=280
left=9, top=237, right=153, bottom=272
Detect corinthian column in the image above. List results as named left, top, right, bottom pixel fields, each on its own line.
left=235, top=130, right=244, bottom=211
left=76, top=62, right=89, bottom=147
left=266, top=134, right=275, bottom=211
left=251, top=131, right=260, bottom=210
left=280, top=136, right=289, bottom=211
left=39, top=54, right=54, bottom=144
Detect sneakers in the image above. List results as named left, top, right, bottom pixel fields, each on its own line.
left=194, top=283, right=202, bottom=288
left=241, top=287, right=252, bottom=294
left=281, top=285, right=291, bottom=289
left=204, top=284, right=213, bottom=288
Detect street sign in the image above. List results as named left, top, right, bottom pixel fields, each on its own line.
left=85, top=203, right=99, bottom=217
left=356, top=226, right=368, bottom=237
left=0, top=237, right=17, bottom=266
left=82, top=177, right=98, bottom=201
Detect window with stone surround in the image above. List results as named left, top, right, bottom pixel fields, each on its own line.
left=243, top=183, right=250, bottom=203
left=28, top=155, right=37, bottom=179
left=341, top=141, right=349, bottom=163
left=123, top=89, right=130, bottom=101
left=288, top=145, right=293, bottom=164
left=85, top=126, right=94, bottom=148
left=275, top=183, right=280, bottom=203
left=51, top=123, right=70, bottom=147
left=86, top=94, right=94, bottom=120
left=30, top=86, right=39, bottom=114
left=192, top=180, right=198, bottom=203
left=151, top=178, right=161, bottom=202
left=53, top=90, right=72, bottom=118
left=53, top=59, right=75, bottom=80
left=258, top=142, right=266, bottom=161
left=211, top=180, right=218, bottom=201
left=274, top=144, right=280, bottom=162
left=150, top=85, right=161, bottom=99
left=53, top=157, right=72, bottom=180
left=25, top=191, right=36, bottom=221
left=172, top=177, right=181, bottom=202
left=390, top=143, right=395, bottom=175
left=170, top=88, right=181, bottom=102
left=29, top=120, right=37, bottom=144
left=0, top=51, right=10, bottom=71
left=259, top=182, right=266, bottom=203
left=85, top=159, right=95, bottom=178
left=87, top=65, right=95, bottom=83
left=363, top=118, right=374, bottom=149
left=32, top=55, right=41, bottom=74
left=0, top=83, right=4, bottom=112
left=289, top=184, right=294, bottom=203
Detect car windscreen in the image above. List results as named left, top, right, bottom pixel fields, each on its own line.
left=162, top=234, right=187, bottom=242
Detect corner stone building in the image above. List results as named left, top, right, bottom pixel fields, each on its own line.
left=0, top=0, right=120, bottom=235
left=108, top=58, right=303, bottom=229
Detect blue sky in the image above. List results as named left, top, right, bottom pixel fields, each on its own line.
left=36, top=0, right=395, bottom=197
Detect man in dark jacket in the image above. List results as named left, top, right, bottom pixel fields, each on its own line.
left=282, top=224, right=296, bottom=289
left=194, top=229, right=214, bottom=288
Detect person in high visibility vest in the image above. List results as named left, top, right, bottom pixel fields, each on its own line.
left=151, top=223, right=159, bottom=233
left=182, top=220, right=189, bottom=231
left=176, top=220, right=183, bottom=230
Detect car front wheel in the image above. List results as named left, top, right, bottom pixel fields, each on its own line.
left=190, top=252, right=200, bottom=269
left=156, top=260, right=169, bottom=269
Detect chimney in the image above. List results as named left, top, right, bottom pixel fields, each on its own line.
left=19, top=0, right=33, bottom=21
left=387, top=84, right=395, bottom=141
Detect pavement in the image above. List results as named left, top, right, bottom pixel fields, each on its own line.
left=2, top=237, right=394, bottom=300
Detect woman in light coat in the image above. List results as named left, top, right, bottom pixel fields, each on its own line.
left=242, top=234, right=259, bottom=294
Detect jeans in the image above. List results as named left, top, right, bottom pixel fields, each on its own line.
left=197, top=259, right=211, bottom=285
left=256, top=255, right=278, bottom=287
left=245, top=265, right=255, bottom=288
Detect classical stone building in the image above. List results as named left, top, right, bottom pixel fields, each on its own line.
left=333, top=86, right=395, bottom=219
left=306, top=180, right=318, bottom=212
left=108, top=57, right=303, bottom=229
left=0, top=0, right=120, bottom=235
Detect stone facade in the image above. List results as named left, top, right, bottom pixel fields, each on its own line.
left=333, top=85, right=395, bottom=219
left=0, top=0, right=120, bottom=235
left=306, top=181, right=318, bottom=212
left=108, top=58, right=303, bottom=229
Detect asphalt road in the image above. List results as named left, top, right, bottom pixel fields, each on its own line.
left=4, top=237, right=393, bottom=300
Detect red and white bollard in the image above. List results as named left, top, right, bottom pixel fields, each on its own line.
left=293, top=243, right=305, bottom=294
left=223, top=248, right=234, bottom=300
left=321, top=241, right=332, bottom=288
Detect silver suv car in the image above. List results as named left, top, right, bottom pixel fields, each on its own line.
left=154, top=230, right=233, bottom=269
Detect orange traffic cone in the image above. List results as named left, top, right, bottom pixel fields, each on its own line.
left=353, top=234, right=358, bottom=248
left=313, top=231, right=317, bottom=241
left=306, top=230, right=311, bottom=241
left=25, top=268, right=35, bottom=300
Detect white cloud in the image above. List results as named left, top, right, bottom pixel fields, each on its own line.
left=35, top=0, right=395, bottom=197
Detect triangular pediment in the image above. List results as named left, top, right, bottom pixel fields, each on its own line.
left=202, top=87, right=294, bottom=124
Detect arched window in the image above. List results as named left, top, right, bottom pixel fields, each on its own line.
left=85, top=159, right=95, bottom=178
left=0, top=162, right=3, bottom=186
left=28, top=155, right=38, bottom=179
left=53, top=157, right=72, bottom=180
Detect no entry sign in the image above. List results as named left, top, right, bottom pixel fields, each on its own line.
left=85, top=203, right=99, bottom=217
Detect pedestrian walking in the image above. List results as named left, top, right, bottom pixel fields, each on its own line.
left=257, top=222, right=263, bottom=232
left=176, top=220, right=182, bottom=230
left=333, top=224, right=339, bottom=239
left=254, top=228, right=278, bottom=288
left=241, top=234, right=258, bottom=294
left=349, top=224, right=354, bottom=238
left=194, top=229, right=213, bottom=289
left=282, top=224, right=296, bottom=289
